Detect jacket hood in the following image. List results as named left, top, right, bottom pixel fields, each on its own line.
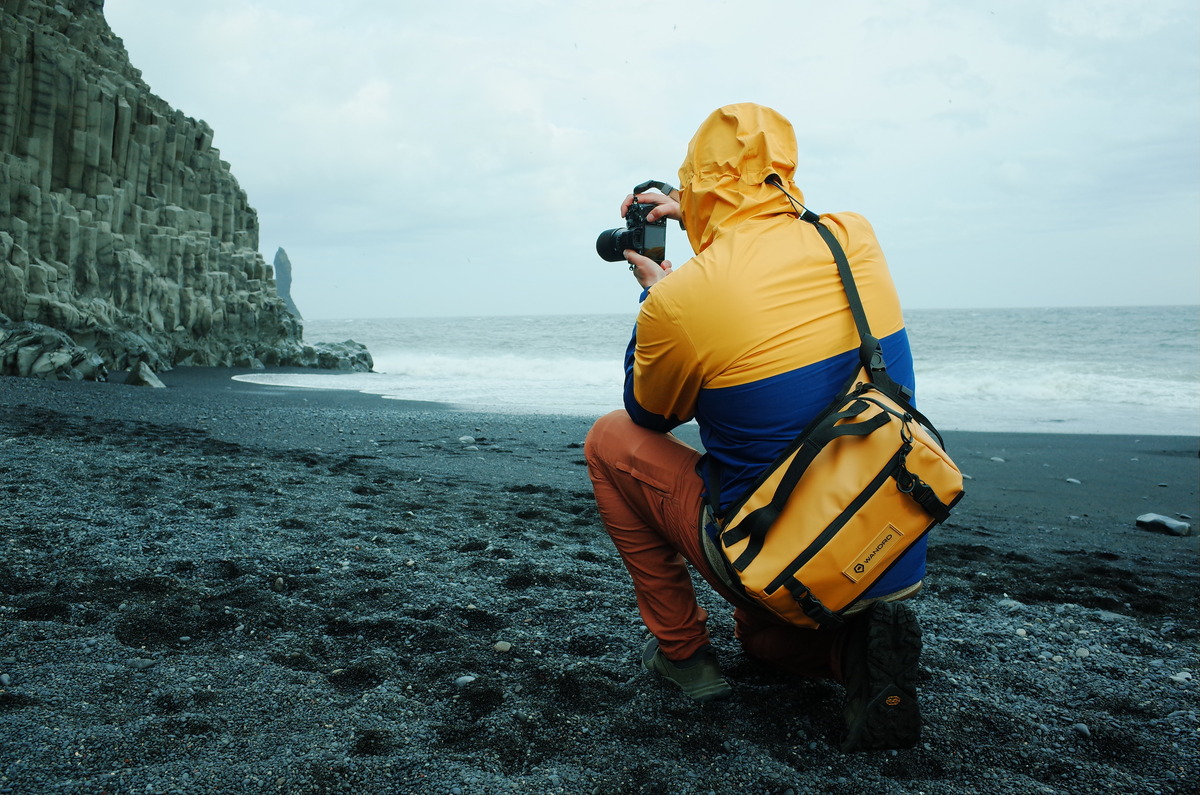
left=677, top=103, right=806, bottom=253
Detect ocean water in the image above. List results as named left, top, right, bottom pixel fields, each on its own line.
left=235, top=306, right=1200, bottom=436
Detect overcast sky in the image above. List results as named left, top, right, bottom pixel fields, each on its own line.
left=103, top=0, right=1199, bottom=320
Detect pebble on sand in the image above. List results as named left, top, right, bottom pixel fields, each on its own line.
left=1136, top=513, right=1192, bottom=537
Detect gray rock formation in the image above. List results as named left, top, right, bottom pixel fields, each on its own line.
left=273, top=247, right=302, bottom=320
left=0, top=0, right=370, bottom=379
left=0, top=320, right=106, bottom=380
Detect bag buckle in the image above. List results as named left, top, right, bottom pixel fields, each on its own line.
left=787, top=582, right=844, bottom=629
left=895, top=442, right=916, bottom=494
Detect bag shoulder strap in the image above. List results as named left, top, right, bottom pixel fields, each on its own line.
left=704, top=180, right=914, bottom=519
left=807, top=219, right=913, bottom=404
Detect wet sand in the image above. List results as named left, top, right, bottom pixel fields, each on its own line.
left=1, top=369, right=1197, bottom=794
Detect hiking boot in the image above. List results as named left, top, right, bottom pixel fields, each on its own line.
left=840, top=600, right=922, bottom=752
left=641, top=638, right=732, bottom=703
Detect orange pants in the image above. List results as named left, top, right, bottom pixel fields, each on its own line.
left=584, top=410, right=845, bottom=679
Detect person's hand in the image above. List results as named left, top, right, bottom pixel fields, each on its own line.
left=625, top=249, right=672, bottom=289
left=621, top=190, right=682, bottom=223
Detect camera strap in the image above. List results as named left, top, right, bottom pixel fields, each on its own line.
left=632, top=179, right=685, bottom=231
left=633, top=179, right=677, bottom=197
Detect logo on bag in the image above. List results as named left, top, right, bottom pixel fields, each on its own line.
left=842, top=524, right=904, bottom=583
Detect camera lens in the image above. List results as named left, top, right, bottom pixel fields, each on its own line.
left=595, top=228, right=632, bottom=262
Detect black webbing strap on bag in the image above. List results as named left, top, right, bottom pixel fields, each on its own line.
left=720, top=404, right=888, bottom=547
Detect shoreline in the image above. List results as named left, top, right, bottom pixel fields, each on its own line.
left=227, top=357, right=1200, bottom=438
left=5, top=369, right=1196, bottom=527
left=1, top=370, right=1197, bottom=794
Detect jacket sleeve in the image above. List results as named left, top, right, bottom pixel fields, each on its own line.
left=622, top=288, right=704, bottom=432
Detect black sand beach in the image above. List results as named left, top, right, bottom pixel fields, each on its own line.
left=1, top=370, right=1197, bottom=795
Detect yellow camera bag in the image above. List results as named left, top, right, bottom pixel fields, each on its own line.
left=713, top=368, right=964, bottom=629
left=707, top=187, right=965, bottom=629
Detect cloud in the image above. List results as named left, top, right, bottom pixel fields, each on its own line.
left=1047, top=0, right=1185, bottom=39
left=102, top=0, right=1200, bottom=317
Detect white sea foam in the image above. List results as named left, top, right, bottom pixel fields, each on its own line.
left=234, top=307, right=1200, bottom=435
left=372, top=350, right=618, bottom=386
left=236, top=350, right=625, bottom=415
left=918, top=363, right=1195, bottom=406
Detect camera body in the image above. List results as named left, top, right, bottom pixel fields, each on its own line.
left=596, top=200, right=667, bottom=264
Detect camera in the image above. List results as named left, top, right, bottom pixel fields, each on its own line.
left=596, top=196, right=667, bottom=264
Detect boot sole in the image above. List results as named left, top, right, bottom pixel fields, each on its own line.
left=841, top=601, right=922, bottom=751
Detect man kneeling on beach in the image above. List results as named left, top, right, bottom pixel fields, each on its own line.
left=584, top=103, right=926, bottom=752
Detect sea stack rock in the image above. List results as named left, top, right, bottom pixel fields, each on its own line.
left=0, top=0, right=370, bottom=379
left=273, top=247, right=302, bottom=320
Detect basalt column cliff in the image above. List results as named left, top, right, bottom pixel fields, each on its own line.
left=0, top=0, right=370, bottom=379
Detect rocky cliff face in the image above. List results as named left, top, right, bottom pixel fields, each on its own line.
left=0, top=0, right=370, bottom=378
